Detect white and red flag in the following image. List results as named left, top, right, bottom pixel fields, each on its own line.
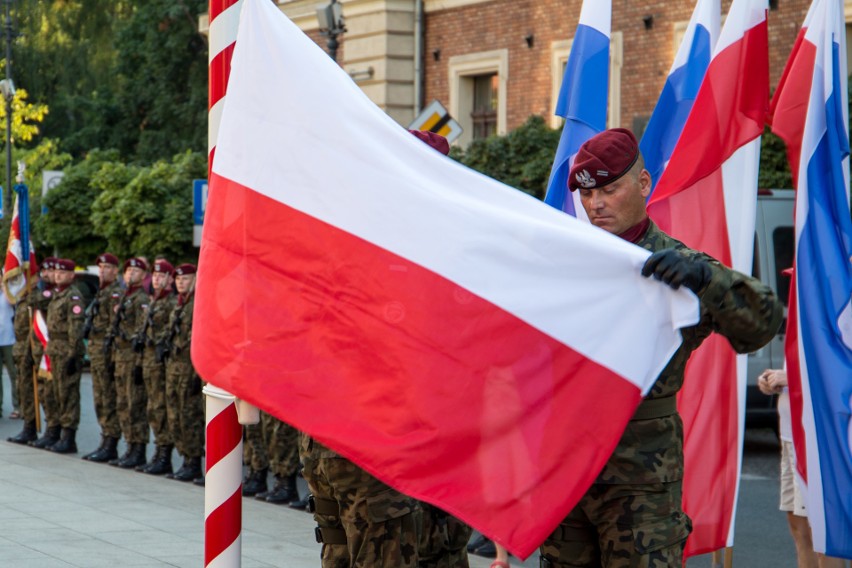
left=33, top=308, right=50, bottom=378
left=3, top=192, right=37, bottom=304
left=646, top=0, right=769, bottom=557
left=192, top=0, right=699, bottom=557
left=770, top=0, right=852, bottom=557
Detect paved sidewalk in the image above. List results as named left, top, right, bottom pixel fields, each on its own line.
left=0, top=374, right=509, bottom=568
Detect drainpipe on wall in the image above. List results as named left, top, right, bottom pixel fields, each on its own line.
left=413, top=0, right=424, bottom=116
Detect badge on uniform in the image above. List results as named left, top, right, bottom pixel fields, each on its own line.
left=72, top=305, right=82, bottom=314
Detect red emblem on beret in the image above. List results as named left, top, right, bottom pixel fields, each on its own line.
left=568, top=128, right=639, bottom=192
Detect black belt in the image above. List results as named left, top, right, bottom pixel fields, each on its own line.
left=631, top=395, right=677, bottom=421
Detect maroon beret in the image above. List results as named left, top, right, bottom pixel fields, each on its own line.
left=96, top=253, right=119, bottom=267
left=568, top=128, right=640, bottom=192
left=408, top=129, right=450, bottom=156
left=153, top=260, right=174, bottom=275
left=41, top=257, right=57, bottom=270
left=175, top=263, right=197, bottom=276
left=54, top=258, right=76, bottom=271
left=122, top=257, right=149, bottom=271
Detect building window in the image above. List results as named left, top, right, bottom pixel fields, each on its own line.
left=448, top=49, right=508, bottom=146
left=549, top=31, right=623, bottom=129
left=471, top=74, right=498, bottom=139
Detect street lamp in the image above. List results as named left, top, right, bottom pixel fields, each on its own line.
left=316, top=0, right=345, bottom=63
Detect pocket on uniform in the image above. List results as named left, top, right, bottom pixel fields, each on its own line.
left=365, top=488, right=416, bottom=523
left=631, top=512, right=691, bottom=554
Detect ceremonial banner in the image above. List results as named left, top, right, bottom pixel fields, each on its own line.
left=3, top=192, right=37, bottom=304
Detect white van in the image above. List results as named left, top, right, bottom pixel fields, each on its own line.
left=746, top=188, right=795, bottom=427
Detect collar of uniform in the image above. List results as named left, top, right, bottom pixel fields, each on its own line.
left=617, top=216, right=651, bottom=244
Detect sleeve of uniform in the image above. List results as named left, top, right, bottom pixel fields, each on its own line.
left=693, top=258, right=784, bottom=354
left=68, top=292, right=87, bottom=355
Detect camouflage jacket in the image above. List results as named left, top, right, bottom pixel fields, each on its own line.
left=13, top=296, right=31, bottom=359
left=596, top=220, right=783, bottom=485
left=166, top=292, right=194, bottom=365
left=45, top=284, right=86, bottom=359
left=89, top=280, right=124, bottom=341
left=27, top=284, right=54, bottom=361
left=112, top=286, right=149, bottom=363
left=140, top=290, right=177, bottom=367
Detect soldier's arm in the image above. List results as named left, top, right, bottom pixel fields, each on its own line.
left=68, top=293, right=88, bottom=353
left=693, top=257, right=783, bottom=354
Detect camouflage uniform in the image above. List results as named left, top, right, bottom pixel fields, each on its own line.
left=539, top=221, right=783, bottom=568
left=244, top=420, right=269, bottom=472
left=418, top=505, right=472, bottom=568
left=112, top=286, right=150, bottom=447
left=12, top=296, right=35, bottom=424
left=45, top=284, right=86, bottom=430
left=30, top=287, right=58, bottom=436
left=89, top=281, right=124, bottom=441
left=301, top=436, right=422, bottom=568
left=265, top=413, right=300, bottom=479
left=140, top=289, right=176, bottom=447
left=165, top=292, right=204, bottom=460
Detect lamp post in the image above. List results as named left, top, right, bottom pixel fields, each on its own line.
left=1, top=0, right=14, bottom=222
left=316, top=0, right=345, bottom=63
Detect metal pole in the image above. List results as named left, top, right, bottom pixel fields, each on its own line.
left=327, top=0, right=339, bottom=62
left=3, top=0, right=12, bottom=222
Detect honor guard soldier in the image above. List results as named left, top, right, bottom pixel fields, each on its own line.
left=82, top=253, right=125, bottom=462
left=538, top=129, right=783, bottom=568
left=7, top=283, right=36, bottom=444
left=30, top=257, right=62, bottom=449
left=135, top=259, right=177, bottom=475
left=164, top=263, right=205, bottom=483
left=45, top=259, right=86, bottom=454
left=108, top=257, right=151, bottom=468
left=253, top=414, right=302, bottom=505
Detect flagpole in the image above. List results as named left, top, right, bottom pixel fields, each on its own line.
left=204, top=2, right=255, bottom=568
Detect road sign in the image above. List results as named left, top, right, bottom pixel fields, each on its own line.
left=408, top=100, right=463, bottom=143
left=193, top=179, right=208, bottom=247
left=42, top=170, right=65, bottom=215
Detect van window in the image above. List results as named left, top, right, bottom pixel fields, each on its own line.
left=773, top=226, right=794, bottom=305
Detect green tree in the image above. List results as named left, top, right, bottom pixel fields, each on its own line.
left=90, top=150, right=205, bottom=262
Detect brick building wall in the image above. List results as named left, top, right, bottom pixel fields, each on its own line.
left=423, top=0, right=812, bottom=136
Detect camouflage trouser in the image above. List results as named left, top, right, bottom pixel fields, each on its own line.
left=302, top=437, right=421, bottom=568
left=114, top=355, right=149, bottom=444
left=165, top=360, right=205, bottom=458
left=419, top=504, right=472, bottom=568
left=264, top=412, right=300, bottom=477
left=13, top=350, right=34, bottom=423
left=89, top=348, right=120, bottom=439
left=143, top=357, right=171, bottom=445
left=244, top=421, right=268, bottom=471
left=46, top=343, right=82, bottom=429
left=1, top=344, right=18, bottom=410
left=539, top=481, right=691, bottom=568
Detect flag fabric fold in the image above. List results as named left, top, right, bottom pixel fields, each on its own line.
left=193, top=0, right=700, bottom=558
left=640, top=0, right=720, bottom=191
left=646, top=0, right=769, bottom=557
left=543, top=0, right=610, bottom=217
left=770, top=0, right=852, bottom=557
left=33, top=308, right=50, bottom=377
left=3, top=190, right=37, bottom=304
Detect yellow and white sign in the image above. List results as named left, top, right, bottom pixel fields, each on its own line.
left=408, top=100, right=463, bottom=143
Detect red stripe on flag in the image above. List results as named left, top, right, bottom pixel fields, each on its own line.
left=209, top=44, right=236, bottom=110
left=784, top=279, right=807, bottom=482
left=204, top=487, right=242, bottom=564
left=193, top=174, right=645, bottom=557
left=205, top=401, right=242, bottom=471
left=650, top=19, right=768, bottom=205
left=208, top=0, right=239, bottom=25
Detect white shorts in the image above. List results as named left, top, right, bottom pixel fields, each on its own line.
left=780, top=440, right=807, bottom=517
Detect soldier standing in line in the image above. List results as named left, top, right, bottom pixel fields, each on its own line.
left=254, top=414, right=301, bottom=505
left=7, top=285, right=36, bottom=444
left=30, top=257, right=61, bottom=449
left=82, top=253, right=125, bottom=463
left=45, top=259, right=86, bottom=454
left=242, top=420, right=269, bottom=496
left=418, top=506, right=473, bottom=568
left=108, top=257, right=150, bottom=468
left=136, top=259, right=177, bottom=475
left=164, top=264, right=205, bottom=483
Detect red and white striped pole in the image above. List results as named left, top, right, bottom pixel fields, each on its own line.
left=204, top=1, right=252, bottom=567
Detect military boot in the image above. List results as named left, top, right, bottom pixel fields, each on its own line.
left=258, top=473, right=298, bottom=504
left=82, top=436, right=106, bottom=460
left=7, top=420, right=37, bottom=445
left=242, top=467, right=268, bottom=496
left=87, top=436, right=119, bottom=463
left=136, top=445, right=161, bottom=472
left=143, top=445, right=173, bottom=475
left=30, top=425, right=61, bottom=449
left=117, top=443, right=146, bottom=469
left=172, top=457, right=202, bottom=482
left=49, top=428, right=77, bottom=454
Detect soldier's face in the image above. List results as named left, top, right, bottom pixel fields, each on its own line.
left=175, top=274, right=195, bottom=295
left=124, top=266, right=145, bottom=286
left=54, top=269, right=74, bottom=286
left=579, top=167, right=651, bottom=235
left=99, top=263, right=118, bottom=285
left=152, top=272, right=172, bottom=292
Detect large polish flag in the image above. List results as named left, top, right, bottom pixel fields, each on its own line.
left=647, top=0, right=769, bottom=557
left=639, top=0, right=720, bottom=191
left=543, top=0, right=610, bottom=219
left=2, top=192, right=37, bottom=304
left=192, top=0, right=700, bottom=558
left=770, top=0, right=852, bottom=557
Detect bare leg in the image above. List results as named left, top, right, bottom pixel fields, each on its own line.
left=491, top=543, right=509, bottom=568
left=787, top=513, right=818, bottom=568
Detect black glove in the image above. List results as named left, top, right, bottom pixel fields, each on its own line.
left=189, top=375, right=203, bottom=396
left=133, top=365, right=144, bottom=385
left=131, top=336, right=145, bottom=354
left=65, top=357, right=78, bottom=376
left=641, top=249, right=712, bottom=293
left=108, top=362, right=116, bottom=378
left=155, top=342, right=168, bottom=364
